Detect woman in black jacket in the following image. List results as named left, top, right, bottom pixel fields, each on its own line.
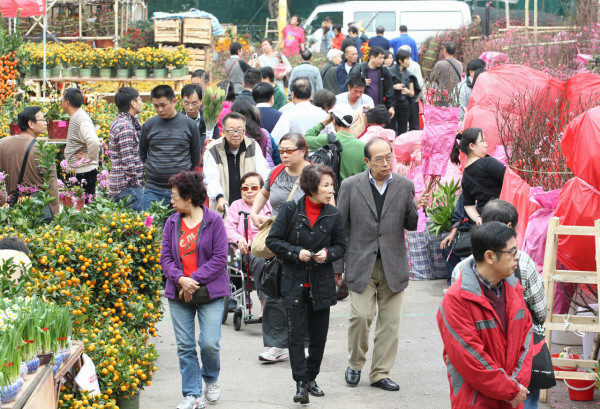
left=390, top=48, right=420, bottom=135
left=266, top=164, right=347, bottom=404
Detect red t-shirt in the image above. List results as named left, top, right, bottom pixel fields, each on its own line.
left=179, top=219, right=202, bottom=277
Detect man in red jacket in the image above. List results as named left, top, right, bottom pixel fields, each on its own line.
left=437, top=221, right=533, bottom=408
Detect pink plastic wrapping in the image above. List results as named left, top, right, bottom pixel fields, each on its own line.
left=407, top=166, right=427, bottom=233
left=522, top=188, right=560, bottom=273
left=421, top=105, right=459, bottom=177
left=392, top=130, right=422, bottom=164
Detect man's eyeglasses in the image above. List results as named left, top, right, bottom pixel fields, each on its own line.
left=370, top=154, right=394, bottom=165
left=278, top=148, right=299, bottom=155
left=33, top=118, right=48, bottom=123
left=241, top=185, right=260, bottom=192
left=497, top=247, right=518, bottom=258
left=224, top=128, right=246, bottom=136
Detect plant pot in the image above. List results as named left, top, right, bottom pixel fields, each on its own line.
left=50, top=67, right=61, bottom=77
left=72, top=68, right=80, bottom=77
left=95, top=39, right=114, bottom=48
left=116, top=390, right=140, bottom=409
left=61, top=68, right=73, bottom=78
left=25, top=357, right=40, bottom=374
left=30, top=67, right=38, bottom=77
left=79, top=68, right=93, bottom=78
left=10, top=123, right=22, bottom=135
left=99, top=68, right=113, bottom=78
left=171, top=67, right=187, bottom=78
left=52, top=353, right=64, bottom=376
left=37, top=351, right=53, bottom=366
left=134, top=68, right=148, bottom=79
left=152, top=68, right=168, bottom=78
left=47, top=120, right=69, bottom=140
left=92, top=67, right=100, bottom=76
left=40, top=68, right=52, bottom=79
left=116, top=68, right=130, bottom=78
left=0, top=377, right=24, bottom=403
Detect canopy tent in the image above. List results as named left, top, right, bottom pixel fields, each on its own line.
left=0, top=0, right=46, bottom=17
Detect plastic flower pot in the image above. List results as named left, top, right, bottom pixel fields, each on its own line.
left=37, top=351, right=53, bottom=366
left=134, top=69, right=148, bottom=78
left=116, top=390, right=140, bottom=409
left=0, top=377, right=24, bottom=403
left=99, top=68, right=113, bottom=78
left=25, top=356, right=40, bottom=374
left=30, top=67, right=38, bottom=77
left=50, top=67, right=61, bottom=77
left=564, top=378, right=596, bottom=401
left=71, top=68, right=80, bottom=77
left=52, top=353, right=64, bottom=376
left=95, top=39, right=114, bottom=48
left=116, top=68, right=130, bottom=78
left=152, top=68, right=168, bottom=78
left=171, top=68, right=187, bottom=78
left=47, top=120, right=69, bottom=140
left=79, top=68, right=93, bottom=78
left=9, top=123, right=22, bottom=135
left=61, top=68, right=73, bottom=78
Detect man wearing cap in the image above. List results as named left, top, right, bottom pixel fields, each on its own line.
left=304, top=105, right=367, bottom=180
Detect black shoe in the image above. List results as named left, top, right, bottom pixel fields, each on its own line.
left=370, top=378, right=400, bottom=391
left=306, top=380, right=324, bottom=397
left=345, top=367, right=360, bottom=386
left=293, top=381, right=309, bottom=404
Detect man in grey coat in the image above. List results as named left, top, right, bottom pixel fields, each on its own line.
left=336, top=137, right=429, bottom=391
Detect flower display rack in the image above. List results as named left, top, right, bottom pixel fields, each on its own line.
left=154, top=19, right=181, bottom=43
left=182, top=18, right=212, bottom=45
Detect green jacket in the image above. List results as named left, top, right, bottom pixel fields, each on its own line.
left=273, top=85, right=287, bottom=111
left=304, top=124, right=368, bottom=180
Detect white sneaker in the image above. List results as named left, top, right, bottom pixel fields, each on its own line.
left=259, top=347, right=290, bottom=362
left=177, top=395, right=205, bottom=409
left=204, top=383, right=220, bottom=402
left=305, top=348, right=309, bottom=358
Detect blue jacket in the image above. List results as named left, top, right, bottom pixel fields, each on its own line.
left=161, top=207, right=231, bottom=300
left=368, top=35, right=390, bottom=51
left=336, top=61, right=357, bottom=93
left=390, top=34, right=419, bottom=62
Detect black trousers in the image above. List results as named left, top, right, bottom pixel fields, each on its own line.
left=394, top=102, right=410, bottom=135
left=75, top=168, right=98, bottom=197
left=287, top=288, right=330, bottom=383
left=408, top=100, right=421, bottom=130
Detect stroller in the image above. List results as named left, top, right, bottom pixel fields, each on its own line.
left=223, top=208, right=262, bottom=331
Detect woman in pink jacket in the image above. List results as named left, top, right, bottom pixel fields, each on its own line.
left=224, top=172, right=272, bottom=311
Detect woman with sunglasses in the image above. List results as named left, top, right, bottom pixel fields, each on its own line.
left=224, top=172, right=272, bottom=310
left=250, top=133, right=310, bottom=363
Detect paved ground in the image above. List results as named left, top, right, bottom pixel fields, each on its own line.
left=140, top=279, right=599, bottom=409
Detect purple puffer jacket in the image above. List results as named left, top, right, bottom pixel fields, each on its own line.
left=161, top=206, right=231, bottom=300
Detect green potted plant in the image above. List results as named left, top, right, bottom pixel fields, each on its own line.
left=98, top=49, right=115, bottom=78
left=152, top=48, right=169, bottom=78
left=426, top=179, right=461, bottom=237
left=44, top=99, right=70, bottom=139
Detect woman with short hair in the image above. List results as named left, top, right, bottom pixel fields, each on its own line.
left=161, top=171, right=230, bottom=409
left=266, top=164, right=347, bottom=404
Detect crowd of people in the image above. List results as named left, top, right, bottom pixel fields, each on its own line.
left=0, top=15, right=552, bottom=409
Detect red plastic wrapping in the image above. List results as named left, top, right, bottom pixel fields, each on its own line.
left=463, top=105, right=513, bottom=164
left=499, top=168, right=540, bottom=249
left=561, top=106, right=600, bottom=190
left=564, top=73, right=600, bottom=118
left=554, top=177, right=600, bottom=272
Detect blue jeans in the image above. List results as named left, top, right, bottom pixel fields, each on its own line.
left=523, top=388, right=540, bottom=409
left=113, top=186, right=143, bottom=212
left=143, top=187, right=172, bottom=211
left=168, top=297, right=223, bottom=397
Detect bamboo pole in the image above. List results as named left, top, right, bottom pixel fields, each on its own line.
left=114, top=0, right=119, bottom=47
left=534, top=0, right=538, bottom=39
left=525, top=0, right=529, bottom=27
left=505, top=0, right=510, bottom=29
left=78, top=0, right=82, bottom=38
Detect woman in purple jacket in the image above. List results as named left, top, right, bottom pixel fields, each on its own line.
left=161, top=170, right=230, bottom=409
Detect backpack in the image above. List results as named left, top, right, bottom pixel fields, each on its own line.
left=311, top=133, right=343, bottom=194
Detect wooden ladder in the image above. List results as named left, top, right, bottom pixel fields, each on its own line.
left=265, top=18, right=279, bottom=39
left=540, top=217, right=600, bottom=402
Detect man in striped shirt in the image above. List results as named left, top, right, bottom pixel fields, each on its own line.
left=108, top=87, right=144, bottom=211
left=140, top=85, right=201, bottom=210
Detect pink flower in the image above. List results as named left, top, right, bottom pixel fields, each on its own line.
left=57, top=179, right=64, bottom=188
left=144, top=214, right=154, bottom=229
left=60, top=160, right=68, bottom=169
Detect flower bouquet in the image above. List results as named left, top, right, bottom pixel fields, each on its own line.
left=202, top=87, right=226, bottom=140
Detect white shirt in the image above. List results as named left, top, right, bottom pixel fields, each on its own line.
left=345, top=63, right=353, bottom=74
left=336, top=92, right=375, bottom=111
left=271, top=100, right=327, bottom=144
left=368, top=170, right=393, bottom=195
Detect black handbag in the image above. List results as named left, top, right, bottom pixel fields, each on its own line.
left=514, top=265, right=556, bottom=389
left=451, top=227, right=472, bottom=259
left=175, top=285, right=211, bottom=305
left=260, top=202, right=299, bottom=299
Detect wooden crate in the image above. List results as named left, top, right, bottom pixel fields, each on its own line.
left=182, top=18, right=212, bottom=45
left=154, top=19, right=181, bottom=43
left=186, top=46, right=213, bottom=71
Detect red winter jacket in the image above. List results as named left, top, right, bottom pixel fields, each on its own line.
left=437, top=260, right=533, bottom=409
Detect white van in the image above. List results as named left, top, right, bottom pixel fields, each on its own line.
left=303, top=1, right=471, bottom=45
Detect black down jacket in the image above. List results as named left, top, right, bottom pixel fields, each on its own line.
left=266, top=197, right=347, bottom=311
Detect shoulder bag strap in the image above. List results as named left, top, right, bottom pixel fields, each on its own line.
left=16, top=139, right=37, bottom=187
left=226, top=58, right=238, bottom=78
left=285, top=177, right=300, bottom=202
left=447, top=59, right=462, bottom=82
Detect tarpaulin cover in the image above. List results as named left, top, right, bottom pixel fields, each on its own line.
left=522, top=188, right=560, bottom=273
left=421, top=105, right=459, bottom=177
left=564, top=73, right=600, bottom=118
left=499, top=168, right=539, bottom=249
left=554, top=177, right=600, bottom=272
left=561, top=106, right=600, bottom=190
left=467, top=64, right=563, bottom=114
left=0, top=0, right=45, bottom=17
